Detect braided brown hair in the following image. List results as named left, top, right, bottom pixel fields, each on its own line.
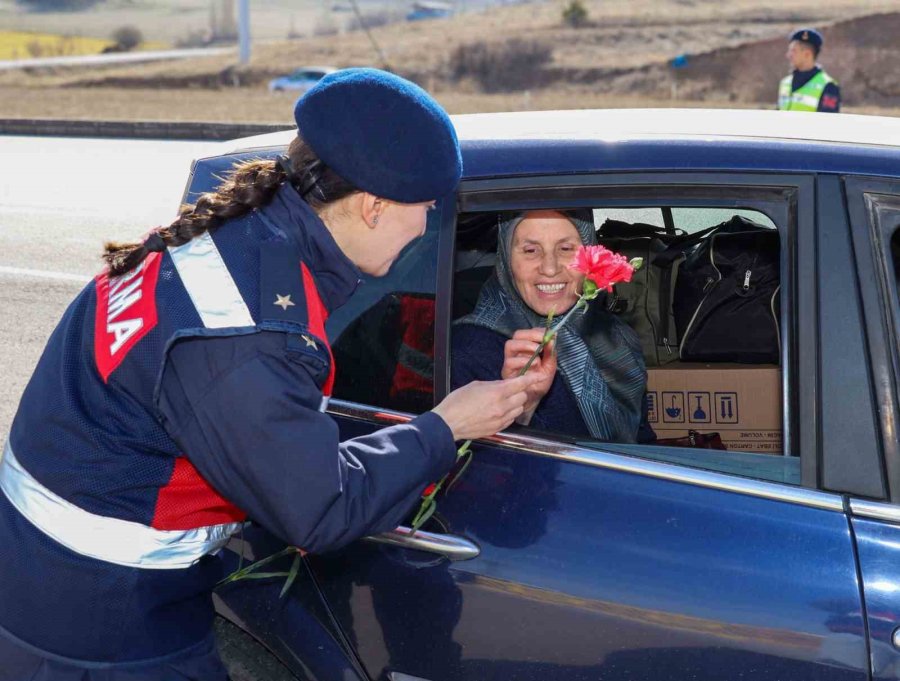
left=102, top=135, right=358, bottom=276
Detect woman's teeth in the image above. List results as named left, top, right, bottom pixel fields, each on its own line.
left=536, top=283, right=565, bottom=293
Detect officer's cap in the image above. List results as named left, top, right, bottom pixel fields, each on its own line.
left=789, top=28, right=823, bottom=52
left=294, top=68, right=462, bottom=204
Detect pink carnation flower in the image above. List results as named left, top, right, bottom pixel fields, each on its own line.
left=569, top=244, right=635, bottom=292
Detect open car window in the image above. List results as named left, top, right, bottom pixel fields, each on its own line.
left=327, top=205, right=441, bottom=415
left=451, top=200, right=798, bottom=486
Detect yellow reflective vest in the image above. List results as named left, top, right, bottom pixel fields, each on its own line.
left=778, top=70, right=837, bottom=112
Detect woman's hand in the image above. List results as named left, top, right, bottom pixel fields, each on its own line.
left=433, top=374, right=541, bottom=441
left=500, top=328, right=558, bottom=424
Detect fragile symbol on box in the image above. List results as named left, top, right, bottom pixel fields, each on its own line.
left=662, top=392, right=685, bottom=423
left=715, top=392, right=739, bottom=424
left=646, top=392, right=658, bottom=423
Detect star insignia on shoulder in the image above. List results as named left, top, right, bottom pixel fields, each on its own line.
left=301, top=334, right=318, bottom=350
left=274, top=294, right=295, bottom=311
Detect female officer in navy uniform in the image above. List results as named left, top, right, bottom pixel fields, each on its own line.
left=0, top=69, right=536, bottom=680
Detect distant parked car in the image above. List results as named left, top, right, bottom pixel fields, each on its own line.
left=407, top=0, right=452, bottom=21
left=268, top=66, right=337, bottom=93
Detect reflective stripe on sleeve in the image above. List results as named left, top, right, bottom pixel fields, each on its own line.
left=0, top=441, right=242, bottom=570
left=169, top=232, right=254, bottom=329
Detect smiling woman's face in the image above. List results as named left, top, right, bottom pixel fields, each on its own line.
left=509, top=211, right=582, bottom=316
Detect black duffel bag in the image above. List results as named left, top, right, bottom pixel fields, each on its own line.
left=673, top=216, right=780, bottom=364
left=599, top=219, right=717, bottom=367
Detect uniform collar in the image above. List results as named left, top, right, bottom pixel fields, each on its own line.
left=793, top=65, right=820, bottom=77
left=791, top=65, right=821, bottom=90
left=260, top=184, right=361, bottom=312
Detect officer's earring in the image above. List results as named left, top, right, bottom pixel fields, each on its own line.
left=372, top=215, right=380, bottom=227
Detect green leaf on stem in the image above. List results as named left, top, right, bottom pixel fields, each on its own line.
left=582, top=278, right=599, bottom=300
left=410, top=496, right=437, bottom=533
left=218, top=546, right=297, bottom=586
left=456, top=440, right=471, bottom=459
left=279, top=551, right=302, bottom=599
left=233, top=571, right=291, bottom=581
left=629, top=257, right=644, bottom=271
left=445, top=448, right=473, bottom=493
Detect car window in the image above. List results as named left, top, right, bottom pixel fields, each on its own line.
left=672, top=207, right=777, bottom=232
left=328, top=205, right=441, bottom=414
left=594, top=207, right=777, bottom=234
left=594, top=208, right=664, bottom=228
left=452, top=201, right=794, bottom=485
left=878, top=199, right=900, bottom=360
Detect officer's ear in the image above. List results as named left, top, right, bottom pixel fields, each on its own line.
left=359, top=193, right=386, bottom=230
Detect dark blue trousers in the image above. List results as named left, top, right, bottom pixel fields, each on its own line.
left=0, top=630, right=228, bottom=681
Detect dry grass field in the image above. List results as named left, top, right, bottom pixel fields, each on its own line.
left=0, top=31, right=111, bottom=60
left=1, top=0, right=898, bottom=121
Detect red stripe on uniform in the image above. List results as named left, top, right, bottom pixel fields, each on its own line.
left=300, top=262, right=336, bottom=396
left=152, top=457, right=246, bottom=530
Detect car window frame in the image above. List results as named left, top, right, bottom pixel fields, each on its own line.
left=845, top=175, right=900, bottom=504
left=436, top=171, right=822, bottom=491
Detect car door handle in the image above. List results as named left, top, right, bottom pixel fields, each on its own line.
left=364, top=525, right=480, bottom=561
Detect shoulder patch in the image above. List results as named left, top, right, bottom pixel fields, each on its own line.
left=259, top=240, right=310, bottom=328
left=259, top=240, right=336, bottom=396
left=94, top=253, right=162, bottom=382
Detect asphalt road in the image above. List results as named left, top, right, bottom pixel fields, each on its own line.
left=0, top=135, right=221, bottom=438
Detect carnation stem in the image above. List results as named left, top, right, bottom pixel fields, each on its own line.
left=521, top=298, right=586, bottom=374
left=410, top=296, right=588, bottom=534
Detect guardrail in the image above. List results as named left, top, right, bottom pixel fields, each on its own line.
left=0, top=119, right=289, bottom=141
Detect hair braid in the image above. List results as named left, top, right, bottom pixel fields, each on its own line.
left=102, top=135, right=358, bottom=276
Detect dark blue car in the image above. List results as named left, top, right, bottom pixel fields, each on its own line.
left=185, top=109, right=900, bottom=681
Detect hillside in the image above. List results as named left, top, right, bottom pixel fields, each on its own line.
left=1, top=0, right=898, bottom=121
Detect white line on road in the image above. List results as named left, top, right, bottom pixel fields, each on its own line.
left=0, top=266, right=91, bottom=283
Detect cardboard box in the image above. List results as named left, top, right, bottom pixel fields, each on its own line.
left=646, top=363, right=782, bottom=454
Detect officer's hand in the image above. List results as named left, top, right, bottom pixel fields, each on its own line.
left=432, top=374, right=541, bottom=442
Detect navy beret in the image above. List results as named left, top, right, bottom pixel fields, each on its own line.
left=789, top=28, right=823, bottom=51
left=294, top=68, right=462, bottom=204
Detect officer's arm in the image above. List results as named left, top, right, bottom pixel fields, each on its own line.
left=156, top=330, right=457, bottom=552
left=818, top=82, right=840, bottom=112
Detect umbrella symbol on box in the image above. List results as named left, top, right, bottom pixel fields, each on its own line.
left=664, top=393, right=683, bottom=420
left=666, top=395, right=681, bottom=418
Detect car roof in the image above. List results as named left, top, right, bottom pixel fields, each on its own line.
left=452, top=109, right=900, bottom=148
left=213, top=109, right=900, bottom=179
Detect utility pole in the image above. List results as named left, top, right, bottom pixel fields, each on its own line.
left=237, top=0, right=250, bottom=65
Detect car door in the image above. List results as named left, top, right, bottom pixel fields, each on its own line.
left=845, top=175, right=900, bottom=681
left=308, top=172, right=872, bottom=681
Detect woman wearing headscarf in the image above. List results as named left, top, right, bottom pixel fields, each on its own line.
left=452, top=210, right=650, bottom=443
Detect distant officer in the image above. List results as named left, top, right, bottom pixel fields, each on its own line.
left=778, top=28, right=840, bottom=113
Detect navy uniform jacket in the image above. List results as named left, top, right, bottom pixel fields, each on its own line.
left=0, top=184, right=456, bottom=666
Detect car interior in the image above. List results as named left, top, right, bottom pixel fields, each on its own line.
left=450, top=206, right=793, bottom=477
left=329, top=202, right=797, bottom=487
